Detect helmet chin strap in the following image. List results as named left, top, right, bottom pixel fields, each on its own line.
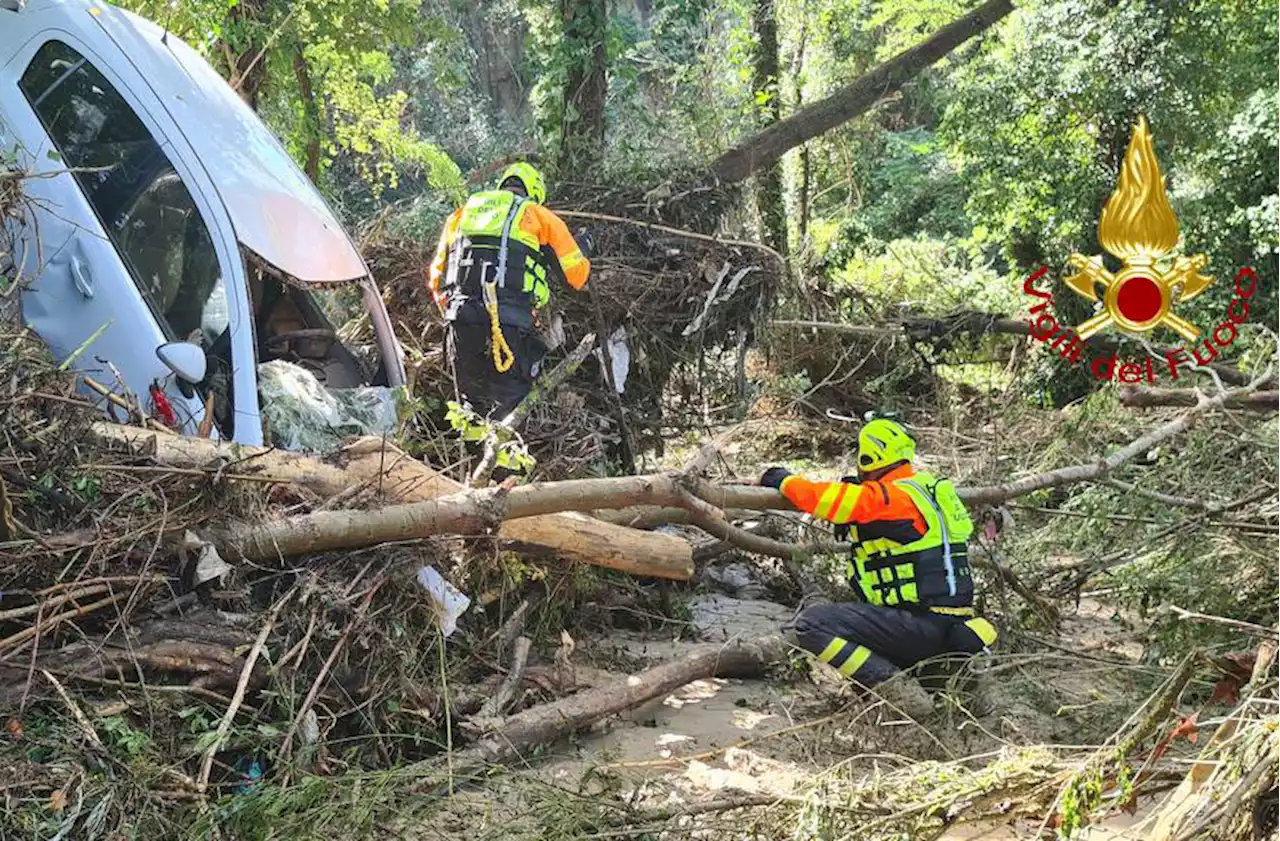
left=860, top=459, right=910, bottom=481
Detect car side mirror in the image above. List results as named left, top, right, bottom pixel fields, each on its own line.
left=156, top=341, right=207, bottom=385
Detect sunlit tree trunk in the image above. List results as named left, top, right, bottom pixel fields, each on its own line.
left=463, top=5, right=531, bottom=128
left=791, top=13, right=810, bottom=242
left=751, top=0, right=787, bottom=255
left=559, top=0, right=608, bottom=175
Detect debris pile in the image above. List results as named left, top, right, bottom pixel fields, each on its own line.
left=360, top=179, right=782, bottom=475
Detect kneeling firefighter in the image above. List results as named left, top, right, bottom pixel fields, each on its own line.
left=428, top=163, right=593, bottom=419
left=759, top=419, right=997, bottom=705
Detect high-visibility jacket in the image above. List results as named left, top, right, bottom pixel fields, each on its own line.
left=428, top=189, right=589, bottom=329
left=777, top=464, right=977, bottom=614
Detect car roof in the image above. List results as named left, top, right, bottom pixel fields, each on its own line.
left=16, top=0, right=369, bottom=285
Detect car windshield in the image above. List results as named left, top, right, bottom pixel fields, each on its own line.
left=243, top=250, right=380, bottom=389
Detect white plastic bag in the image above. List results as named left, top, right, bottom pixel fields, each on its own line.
left=416, top=566, right=471, bottom=638
left=606, top=327, right=629, bottom=394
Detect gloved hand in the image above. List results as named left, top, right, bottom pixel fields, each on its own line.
left=574, top=227, right=595, bottom=259
left=759, top=467, right=791, bottom=490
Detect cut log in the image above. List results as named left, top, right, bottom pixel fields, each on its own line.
left=90, top=425, right=693, bottom=580
left=440, top=636, right=787, bottom=773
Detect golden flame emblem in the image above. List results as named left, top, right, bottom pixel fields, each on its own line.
left=1065, top=116, right=1212, bottom=341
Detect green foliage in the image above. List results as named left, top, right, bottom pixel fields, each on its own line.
left=121, top=0, right=465, bottom=200
left=833, top=236, right=1014, bottom=317
left=444, top=400, right=537, bottom=474
left=940, top=0, right=1278, bottom=307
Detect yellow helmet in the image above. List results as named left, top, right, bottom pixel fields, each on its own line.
left=857, top=418, right=915, bottom=473
left=498, top=162, right=547, bottom=205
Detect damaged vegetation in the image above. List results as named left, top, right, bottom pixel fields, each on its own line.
left=1, top=0, right=1277, bottom=839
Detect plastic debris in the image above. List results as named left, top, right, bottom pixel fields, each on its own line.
left=607, top=327, right=629, bottom=393
left=180, top=530, right=232, bottom=587
left=415, top=566, right=471, bottom=638
left=257, top=360, right=397, bottom=453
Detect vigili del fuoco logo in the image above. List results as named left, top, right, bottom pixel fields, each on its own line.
left=1022, top=116, right=1258, bottom=384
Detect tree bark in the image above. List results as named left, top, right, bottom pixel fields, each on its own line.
left=710, top=0, right=1014, bottom=184
left=463, top=5, right=530, bottom=126
left=293, top=50, right=323, bottom=181
left=751, top=0, right=788, bottom=256
left=90, top=425, right=693, bottom=580
left=216, top=474, right=704, bottom=569
left=559, top=0, right=608, bottom=174
left=440, top=636, right=787, bottom=772
left=791, top=15, right=810, bottom=241
left=1119, top=387, right=1278, bottom=411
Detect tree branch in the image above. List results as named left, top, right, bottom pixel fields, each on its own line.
left=470, top=332, right=596, bottom=487
left=1120, top=387, right=1278, bottom=411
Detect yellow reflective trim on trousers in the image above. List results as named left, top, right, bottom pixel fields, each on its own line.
left=814, top=484, right=843, bottom=519
left=839, top=645, right=872, bottom=677
left=817, top=638, right=846, bottom=664
left=965, top=618, right=998, bottom=646
left=929, top=605, right=975, bottom=617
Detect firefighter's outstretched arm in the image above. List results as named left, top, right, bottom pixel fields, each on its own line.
left=760, top=468, right=866, bottom=525
left=527, top=205, right=590, bottom=290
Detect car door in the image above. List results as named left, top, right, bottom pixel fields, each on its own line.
left=0, top=33, right=221, bottom=434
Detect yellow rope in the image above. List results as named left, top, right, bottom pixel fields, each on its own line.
left=483, top=280, right=515, bottom=372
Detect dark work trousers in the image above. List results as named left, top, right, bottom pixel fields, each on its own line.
left=792, top=602, right=991, bottom=687
left=445, top=317, right=547, bottom=421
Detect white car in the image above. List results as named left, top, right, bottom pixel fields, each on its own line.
left=0, top=0, right=407, bottom=445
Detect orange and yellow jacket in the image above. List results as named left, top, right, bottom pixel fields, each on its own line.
left=779, top=463, right=927, bottom=540
left=776, top=463, right=978, bottom=612
left=428, top=190, right=589, bottom=322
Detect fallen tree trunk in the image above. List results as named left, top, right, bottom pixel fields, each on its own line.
left=710, top=0, right=1014, bottom=183
left=218, top=474, right=709, bottom=568
left=90, top=424, right=693, bottom=580
left=772, top=316, right=1256, bottom=386
left=439, top=636, right=787, bottom=773
left=1120, top=387, right=1278, bottom=411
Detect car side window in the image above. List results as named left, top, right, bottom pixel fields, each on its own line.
left=19, top=39, right=235, bottom=436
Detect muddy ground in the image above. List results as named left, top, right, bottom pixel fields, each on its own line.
left=418, top=578, right=1161, bottom=840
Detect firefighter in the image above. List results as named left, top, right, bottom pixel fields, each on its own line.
left=428, top=163, right=592, bottom=419
left=759, top=418, right=997, bottom=715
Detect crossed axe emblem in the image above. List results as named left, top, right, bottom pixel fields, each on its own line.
left=1065, top=253, right=1213, bottom=342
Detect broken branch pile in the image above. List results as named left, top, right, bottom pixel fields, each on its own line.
left=359, top=178, right=782, bottom=474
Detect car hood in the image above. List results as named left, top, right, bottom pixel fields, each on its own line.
left=90, top=5, right=368, bottom=285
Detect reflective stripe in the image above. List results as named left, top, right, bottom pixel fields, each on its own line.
left=560, top=249, right=586, bottom=270
left=902, top=479, right=956, bottom=597
left=817, top=638, right=845, bottom=664
left=965, top=617, right=998, bottom=646
left=814, top=484, right=844, bottom=519
left=929, top=605, right=975, bottom=617
left=832, top=485, right=859, bottom=523
left=840, top=645, right=872, bottom=677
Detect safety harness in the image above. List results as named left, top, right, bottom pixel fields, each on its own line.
left=848, top=471, right=975, bottom=613
left=482, top=194, right=524, bottom=373
left=445, top=193, right=528, bottom=373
